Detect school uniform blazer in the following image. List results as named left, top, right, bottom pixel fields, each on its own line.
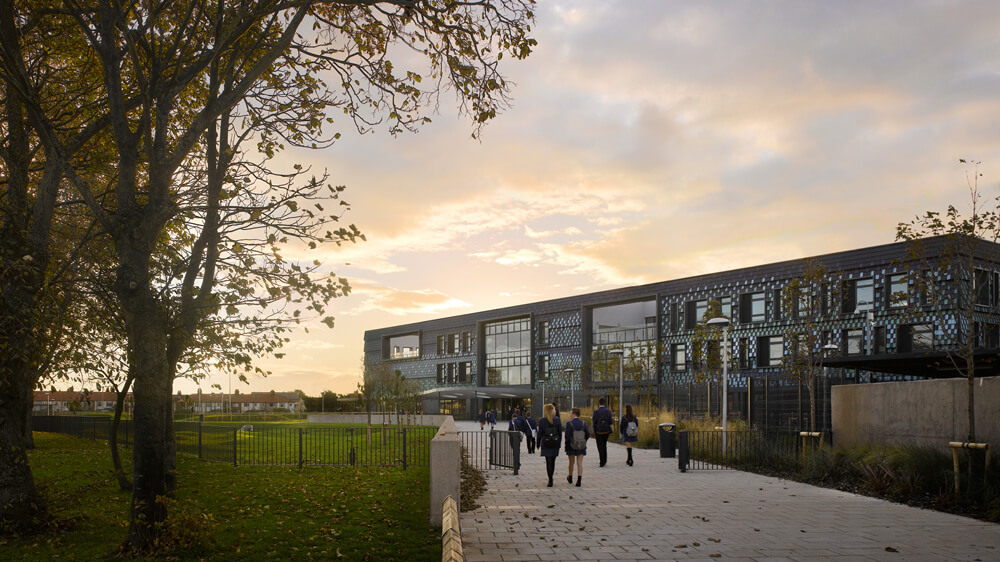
left=537, top=417, right=562, bottom=457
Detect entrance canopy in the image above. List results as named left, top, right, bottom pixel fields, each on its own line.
left=418, top=386, right=536, bottom=401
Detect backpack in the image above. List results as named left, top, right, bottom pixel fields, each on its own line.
left=594, top=410, right=611, bottom=434
left=541, top=425, right=560, bottom=449
left=626, top=419, right=638, bottom=437
left=569, top=420, right=587, bottom=450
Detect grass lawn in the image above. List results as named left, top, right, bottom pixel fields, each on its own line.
left=1, top=432, right=440, bottom=561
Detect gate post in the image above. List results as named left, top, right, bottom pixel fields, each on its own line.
left=678, top=430, right=689, bottom=473
left=513, top=432, right=520, bottom=475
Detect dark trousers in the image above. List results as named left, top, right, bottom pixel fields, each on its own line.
left=525, top=433, right=535, bottom=453
left=595, top=433, right=610, bottom=466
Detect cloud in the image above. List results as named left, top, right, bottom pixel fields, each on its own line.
left=345, top=281, right=471, bottom=316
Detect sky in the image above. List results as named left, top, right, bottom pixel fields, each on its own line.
left=176, top=0, right=1000, bottom=398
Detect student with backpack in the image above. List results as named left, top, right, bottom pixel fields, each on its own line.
left=508, top=408, right=525, bottom=453
left=592, top=397, right=614, bottom=467
left=620, top=403, right=639, bottom=466
left=564, top=407, right=590, bottom=487
left=477, top=408, right=486, bottom=430
left=487, top=409, right=496, bottom=429
left=538, top=404, right=562, bottom=487
left=523, top=411, right=537, bottom=454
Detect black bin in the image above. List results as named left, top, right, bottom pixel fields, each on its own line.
left=658, top=423, right=677, bottom=458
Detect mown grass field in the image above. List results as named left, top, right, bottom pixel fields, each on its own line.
left=1, top=432, right=440, bottom=561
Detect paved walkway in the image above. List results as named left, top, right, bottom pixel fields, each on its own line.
left=455, top=421, right=1000, bottom=561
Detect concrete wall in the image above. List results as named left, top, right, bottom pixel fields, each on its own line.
left=306, top=413, right=452, bottom=426
left=429, top=417, right=461, bottom=526
left=833, top=376, right=1000, bottom=448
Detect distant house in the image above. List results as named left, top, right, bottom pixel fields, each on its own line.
left=33, top=391, right=128, bottom=414
left=33, top=389, right=304, bottom=415
left=173, top=391, right=304, bottom=414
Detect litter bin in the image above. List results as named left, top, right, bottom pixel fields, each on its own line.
left=658, top=423, right=677, bottom=458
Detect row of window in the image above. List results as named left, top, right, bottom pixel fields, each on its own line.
left=437, top=332, right=472, bottom=356
left=671, top=271, right=994, bottom=331
left=670, top=323, right=948, bottom=371
left=436, top=362, right=474, bottom=385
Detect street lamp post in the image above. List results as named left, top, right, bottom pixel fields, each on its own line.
left=539, top=379, right=546, bottom=410
left=821, top=343, right=839, bottom=432
left=609, top=349, right=624, bottom=419
left=707, top=316, right=731, bottom=454
left=46, top=392, right=51, bottom=416
left=563, top=367, right=576, bottom=409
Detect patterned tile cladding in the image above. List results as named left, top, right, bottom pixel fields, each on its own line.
left=364, top=235, right=1000, bottom=393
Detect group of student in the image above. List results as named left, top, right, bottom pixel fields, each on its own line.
left=501, top=398, right=639, bottom=488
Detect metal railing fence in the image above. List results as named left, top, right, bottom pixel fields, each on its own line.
left=678, top=428, right=831, bottom=472
left=32, top=416, right=435, bottom=469
left=459, top=429, right=521, bottom=474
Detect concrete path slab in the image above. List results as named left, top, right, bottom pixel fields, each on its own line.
left=456, top=421, right=1000, bottom=561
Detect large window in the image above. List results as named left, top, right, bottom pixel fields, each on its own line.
left=538, top=321, right=550, bottom=346
left=685, top=299, right=708, bottom=329
left=439, top=399, right=466, bottom=416
left=387, top=334, right=420, bottom=359
left=888, top=274, right=908, bottom=308
left=485, top=318, right=531, bottom=386
left=461, top=332, right=472, bottom=353
left=844, top=328, right=864, bottom=355
left=717, top=296, right=732, bottom=320
left=671, top=343, right=686, bottom=371
left=844, top=278, right=874, bottom=313
left=740, top=292, right=766, bottom=323
left=459, top=362, right=473, bottom=383
left=757, top=336, right=783, bottom=367
left=537, top=355, right=550, bottom=378
left=899, top=324, right=934, bottom=352
left=593, top=300, right=656, bottom=344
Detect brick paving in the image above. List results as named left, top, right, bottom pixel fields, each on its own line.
left=456, top=421, right=1000, bottom=561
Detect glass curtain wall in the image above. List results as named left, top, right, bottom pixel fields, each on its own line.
left=485, top=318, right=531, bottom=385
left=591, top=300, right=658, bottom=381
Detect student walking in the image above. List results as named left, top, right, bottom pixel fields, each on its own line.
left=564, top=407, right=590, bottom=487
left=478, top=408, right=486, bottom=430
left=523, top=411, right=537, bottom=454
left=508, top=408, right=525, bottom=453
left=537, top=404, right=562, bottom=487
left=592, top=397, right=614, bottom=467
left=487, top=409, right=496, bottom=430
left=620, top=404, right=639, bottom=466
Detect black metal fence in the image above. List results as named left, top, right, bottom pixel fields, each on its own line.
left=459, top=429, right=521, bottom=474
left=32, top=416, right=436, bottom=469
left=678, top=428, right=831, bottom=472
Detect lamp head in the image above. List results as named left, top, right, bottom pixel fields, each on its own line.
left=706, top=316, right=731, bottom=328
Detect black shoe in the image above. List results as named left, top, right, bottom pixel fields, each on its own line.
left=567, top=475, right=573, bottom=484
left=576, top=476, right=582, bottom=487
left=599, top=462, right=605, bottom=467
left=547, top=479, right=553, bottom=487
left=627, top=458, right=633, bottom=466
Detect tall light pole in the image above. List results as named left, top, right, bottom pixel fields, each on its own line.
left=821, top=343, right=839, bottom=432
left=707, top=316, right=731, bottom=453
left=46, top=392, right=51, bottom=416
left=564, top=367, right=576, bottom=409
left=539, top=379, right=546, bottom=410
left=609, top=348, right=624, bottom=418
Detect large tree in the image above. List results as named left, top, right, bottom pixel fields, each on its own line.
left=1, top=0, right=535, bottom=547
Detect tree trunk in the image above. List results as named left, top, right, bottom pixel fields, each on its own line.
left=0, top=367, right=48, bottom=535
left=119, top=278, right=172, bottom=550
left=110, top=381, right=133, bottom=491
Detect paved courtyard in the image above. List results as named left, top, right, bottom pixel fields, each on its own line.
left=455, top=421, right=1000, bottom=561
